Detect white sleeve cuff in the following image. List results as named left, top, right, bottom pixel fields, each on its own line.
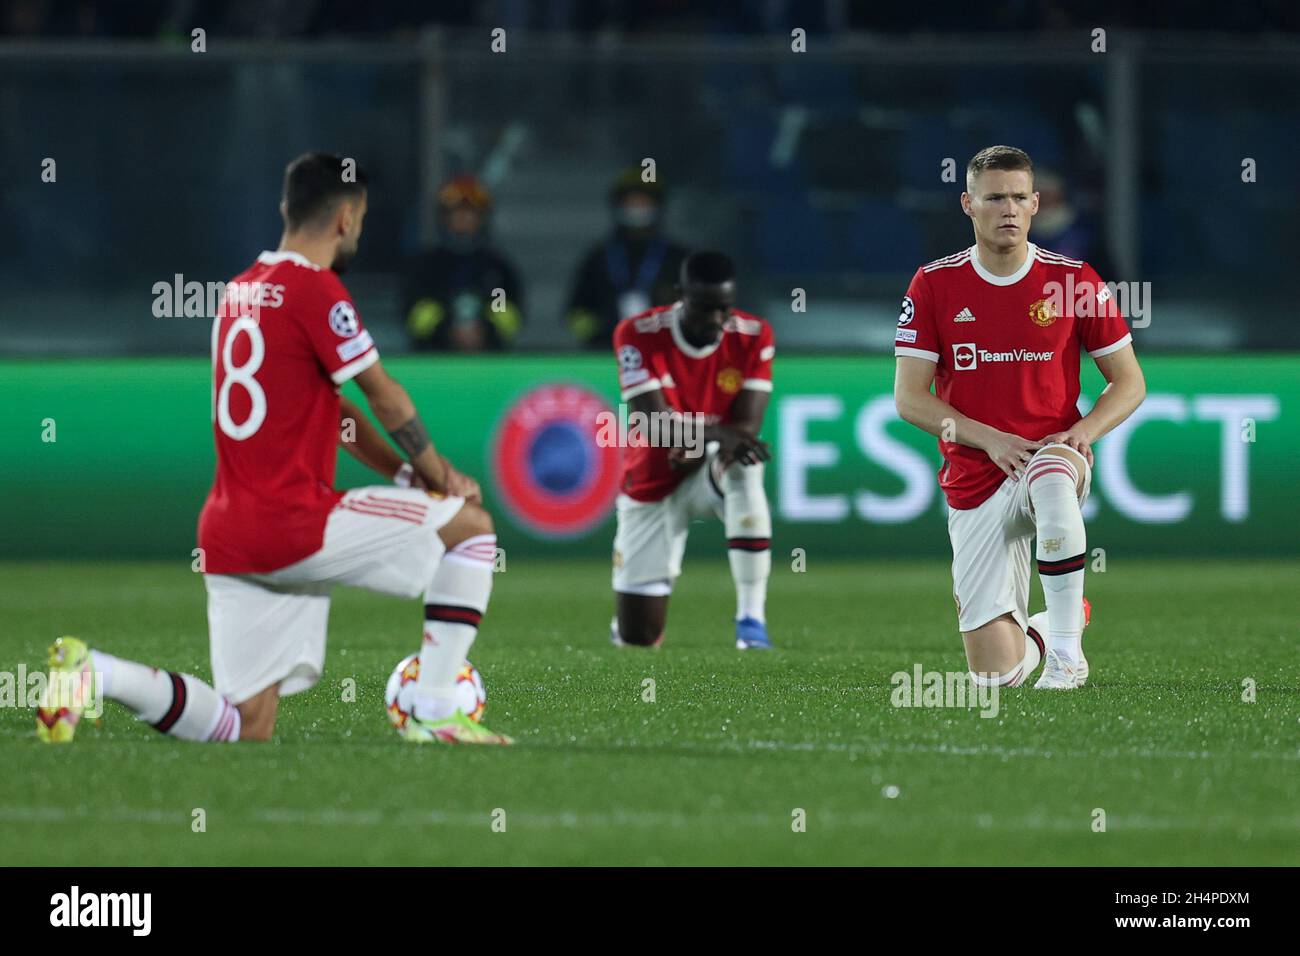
left=1088, top=333, right=1133, bottom=358
left=331, top=348, right=380, bottom=384
left=895, top=347, right=939, bottom=363
left=620, top=378, right=662, bottom=401
left=741, top=378, right=773, bottom=392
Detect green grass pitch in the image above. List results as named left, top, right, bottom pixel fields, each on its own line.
left=2, top=557, right=1297, bottom=865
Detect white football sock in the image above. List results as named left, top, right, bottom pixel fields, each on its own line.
left=1024, top=611, right=1047, bottom=675
left=92, top=650, right=241, bottom=741
left=1028, top=457, right=1087, bottom=663
left=416, top=534, right=495, bottom=720
left=731, top=571, right=768, bottom=623
left=969, top=667, right=1025, bottom=687
left=721, top=460, right=771, bottom=623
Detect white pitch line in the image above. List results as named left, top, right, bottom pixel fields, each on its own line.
left=607, top=737, right=1300, bottom=763
left=3, top=726, right=1296, bottom=763
left=0, top=805, right=1297, bottom=835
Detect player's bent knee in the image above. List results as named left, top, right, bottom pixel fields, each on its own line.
left=235, top=688, right=278, bottom=741
left=440, top=501, right=494, bottom=549
left=1047, top=445, right=1087, bottom=476
left=722, top=459, right=765, bottom=492
left=1030, top=447, right=1087, bottom=496
left=620, top=628, right=664, bottom=648
left=466, top=503, right=495, bottom=537
left=616, top=594, right=668, bottom=647
left=961, top=614, right=1024, bottom=675
left=1027, top=469, right=1085, bottom=517
left=616, top=610, right=662, bottom=647
left=618, top=619, right=665, bottom=647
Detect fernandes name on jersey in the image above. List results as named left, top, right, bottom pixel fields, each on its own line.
left=199, top=251, right=378, bottom=573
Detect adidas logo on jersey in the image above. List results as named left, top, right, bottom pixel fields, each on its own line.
left=953, top=308, right=976, bottom=323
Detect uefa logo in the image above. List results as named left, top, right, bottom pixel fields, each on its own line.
left=490, top=383, right=623, bottom=538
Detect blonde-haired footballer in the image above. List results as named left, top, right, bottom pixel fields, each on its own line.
left=894, top=146, right=1146, bottom=689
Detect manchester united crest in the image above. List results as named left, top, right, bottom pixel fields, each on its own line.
left=716, top=367, right=743, bottom=394
left=1028, top=298, right=1058, bottom=327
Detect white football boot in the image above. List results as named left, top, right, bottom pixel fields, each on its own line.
left=1034, top=597, right=1091, bottom=690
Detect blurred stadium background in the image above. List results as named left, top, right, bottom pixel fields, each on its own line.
left=2, top=0, right=1297, bottom=561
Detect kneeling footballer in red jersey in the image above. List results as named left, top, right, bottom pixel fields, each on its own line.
left=610, top=252, right=776, bottom=649
left=38, top=154, right=512, bottom=744
left=894, top=146, right=1146, bottom=689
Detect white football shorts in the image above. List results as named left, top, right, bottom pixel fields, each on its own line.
left=206, top=487, right=465, bottom=703
left=612, top=446, right=724, bottom=596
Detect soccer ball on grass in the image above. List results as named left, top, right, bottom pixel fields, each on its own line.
left=384, top=654, right=487, bottom=731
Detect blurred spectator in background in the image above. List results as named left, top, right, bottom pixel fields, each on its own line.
left=565, top=168, right=688, bottom=349
left=3, top=0, right=44, bottom=35
left=402, top=174, right=525, bottom=352
left=1032, top=169, right=1103, bottom=268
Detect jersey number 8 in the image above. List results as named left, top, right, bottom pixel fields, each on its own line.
left=214, top=316, right=267, bottom=440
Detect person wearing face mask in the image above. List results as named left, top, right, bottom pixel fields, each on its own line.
left=403, top=175, right=526, bottom=352
left=565, top=168, right=689, bottom=350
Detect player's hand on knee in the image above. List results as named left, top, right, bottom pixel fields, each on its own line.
left=717, top=427, right=770, bottom=467
left=985, top=431, right=1042, bottom=481
left=444, top=465, right=482, bottom=503
left=1039, top=429, right=1093, bottom=468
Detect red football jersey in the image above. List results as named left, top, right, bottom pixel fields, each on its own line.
left=613, top=302, right=774, bottom=502
left=198, top=250, right=379, bottom=573
left=895, top=243, right=1131, bottom=510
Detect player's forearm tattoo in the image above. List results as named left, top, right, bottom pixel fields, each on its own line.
left=387, top=415, right=431, bottom=459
